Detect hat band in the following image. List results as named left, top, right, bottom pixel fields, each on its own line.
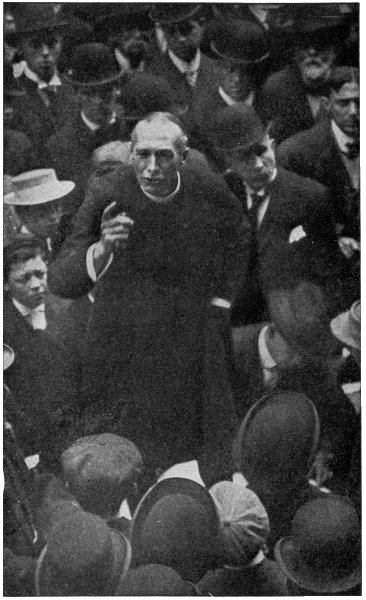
left=13, top=173, right=55, bottom=191
left=210, top=41, right=270, bottom=65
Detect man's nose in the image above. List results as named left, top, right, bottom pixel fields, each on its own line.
left=254, top=155, right=264, bottom=169
left=29, top=275, right=44, bottom=289
left=306, top=46, right=318, bottom=57
left=41, top=43, right=51, bottom=57
left=349, top=101, right=359, bottom=116
left=146, top=154, right=158, bottom=171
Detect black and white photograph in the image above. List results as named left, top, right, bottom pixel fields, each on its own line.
left=3, top=2, right=360, bottom=596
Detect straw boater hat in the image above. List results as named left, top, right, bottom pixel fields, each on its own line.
left=4, top=169, right=74, bottom=206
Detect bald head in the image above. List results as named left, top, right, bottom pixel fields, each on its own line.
left=131, top=112, right=188, bottom=156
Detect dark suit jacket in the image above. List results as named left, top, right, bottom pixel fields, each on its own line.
left=3, top=294, right=82, bottom=468
left=260, top=64, right=328, bottom=143
left=277, top=119, right=360, bottom=239
left=224, top=167, right=341, bottom=323
left=12, top=74, right=76, bottom=166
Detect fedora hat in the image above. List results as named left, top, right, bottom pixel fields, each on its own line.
left=274, top=497, right=361, bottom=594
left=5, top=169, right=74, bottom=206
left=116, top=564, right=198, bottom=595
left=131, top=478, right=219, bottom=582
left=150, top=4, right=203, bottom=26
left=3, top=344, right=15, bottom=371
left=267, top=282, right=336, bottom=360
left=212, top=103, right=267, bottom=151
left=61, top=433, right=144, bottom=518
left=64, top=43, right=123, bottom=87
left=331, top=300, right=360, bottom=351
left=8, top=3, right=67, bottom=43
left=210, top=17, right=270, bottom=65
left=35, top=511, right=131, bottom=596
left=233, top=391, right=320, bottom=499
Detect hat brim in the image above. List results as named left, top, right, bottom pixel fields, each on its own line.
left=331, top=312, right=360, bottom=350
left=150, top=4, right=202, bottom=25
left=274, top=537, right=361, bottom=594
left=8, top=21, right=68, bottom=43
left=64, top=70, right=124, bottom=88
left=4, top=181, right=75, bottom=206
left=3, top=344, right=15, bottom=371
left=36, top=530, right=131, bottom=596
left=210, top=41, right=270, bottom=65
left=131, top=478, right=219, bottom=565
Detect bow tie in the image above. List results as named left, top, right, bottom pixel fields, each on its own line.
left=342, top=141, right=359, bottom=160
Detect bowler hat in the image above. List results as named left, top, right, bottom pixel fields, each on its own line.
left=5, top=169, right=74, bottom=206
left=233, top=392, right=320, bottom=499
left=267, top=282, right=336, bottom=360
left=61, top=433, right=143, bottom=518
left=131, top=478, right=219, bottom=582
left=119, top=73, right=175, bottom=121
left=331, top=300, right=360, bottom=351
left=274, top=497, right=361, bottom=594
left=35, top=511, right=131, bottom=596
left=65, top=43, right=123, bottom=87
left=209, top=481, right=269, bottom=567
left=8, top=3, right=67, bottom=42
left=150, top=4, right=203, bottom=26
left=210, top=17, right=270, bottom=65
left=212, top=104, right=266, bottom=150
left=3, top=344, right=15, bottom=371
left=293, top=4, right=348, bottom=42
left=116, top=564, right=198, bottom=595
left=94, top=4, right=153, bottom=39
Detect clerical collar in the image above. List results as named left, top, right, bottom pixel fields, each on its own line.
left=141, top=171, right=181, bottom=203
left=168, top=49, right=201, bottom=75
left=244, top=168, right=277, bottom=197
left=219, top=86, right=254, bottom=107
left=331, top=119, right=358, bottom=155
left=23, top=65, right=61, bottom=89
left=81, top=110, right=117, bottom=132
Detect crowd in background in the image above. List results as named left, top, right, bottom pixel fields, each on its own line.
left=3, top=3, right=361, bottom=596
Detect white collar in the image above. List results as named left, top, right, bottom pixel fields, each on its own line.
left=24, top=65, right=61, bottom=89
left=12, top=298, right=45, bottom=316
left=331, top=119, right=357, bottom=154
left=249, top=5, right=269, bottom=28
left=244, top=168, right=277, bottom=198
left=219, top=86, right=255, bottom=107
left=258, top=325, right=277, bottom=370
left=81, top=110, right=117, bottom=132
left=141, top=171, right=181, bottom=203
left=168, top=49, right=201, bottom=74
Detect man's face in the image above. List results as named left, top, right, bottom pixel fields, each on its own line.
left=5, top=255, right=48, bottom=309
left=329, top=82, right=359, bottom=138
left=295, top=42, right=335, bottom=89
left=220, top=61, right=252, bottom=102
left=130, top=121, right=183, bottom=196
left=17, top=201, right=65, bottom=239
left=22, top=33, right=62, bottom=81
left=163, top=20, right=202, bottom=62
left=228, top=133, right=276, bottom=190
left=78, top=85, right=118, bottom=126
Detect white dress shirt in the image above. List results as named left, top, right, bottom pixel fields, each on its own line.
left=258, top=325, right=278, bottom=387
left=219, top=86, right=255, bottom=107
left=168, top=49, right=201, bottom=87
left=23, top=65, right=62, bottom=90
left=244, top=168, right=277, bottom=228
left=12, top=298, right=47, bottom=330
left=81, top=110, right=117, bottom=132
left=331, top=120, right=360, bottom=190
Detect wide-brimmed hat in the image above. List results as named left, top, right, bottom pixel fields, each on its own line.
left=131, top=478, right=219, bottom=582
left=5, top=169, right=74, bottom=206
left=331, top=301, right=360, bottom=350
left=3, top=344, right=15, bottom=371
left=209, top=481, right=269, bottom=567
left=35, top=511, right=131, bottom=596
left=150, top=4, right=203, bottom=26
left=209, top=17, right=269, bottom=65
left=116, top=564, right=198, bottom=596
left=274, top=497, right=361, bottom=594
left=64, top=43, right=124, bottom=87
left=7, top=3, right=68, bottom=43
left=233, top=391, right=320, bottom=499
left=267, top=282, right=337, bottom=360
left=211, top=104, right=267, bottom=151
left=61, top=433, right=144, bottom=518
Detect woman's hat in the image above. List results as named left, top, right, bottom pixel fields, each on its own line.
left=209, top=17, right=270, bottom=65
left=331, top=300, right=360, bottom=351
left=64, top=43, right=124, bottom=87
left=131, top=478, right=219, bottom=583
left=5, top=169, right=74, bottom=206
left=274, top=497, right=361, bottom=594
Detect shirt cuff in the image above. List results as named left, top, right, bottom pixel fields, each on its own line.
left=211, top=297, right=232, bottom=309
left=86, top=243, right=114, bottom=282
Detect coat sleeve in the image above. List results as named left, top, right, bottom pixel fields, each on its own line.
left=48, top=170, right=122, bottom=298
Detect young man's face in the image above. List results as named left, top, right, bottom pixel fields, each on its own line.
left=17, top=201, right=65, bottom=239
left=5, top=254, right=48, bottom=309
left=228, top=133, right=276, bottom=190
left=21, top=33, right=62, bottom=81
left=220, top=61, right=252, bottom=102
left=329, top=81, right=359, bottom=138
left=78, top=85, right=118, bottom=126
left=130, top=120, right=184, bottom=196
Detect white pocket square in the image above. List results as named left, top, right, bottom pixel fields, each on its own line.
left=289, top=225, right=307, bottom=244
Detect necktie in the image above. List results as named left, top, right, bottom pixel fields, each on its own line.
left=343, top=141, right=359, bottom=160
left=248, top=193, right=265, bottom=229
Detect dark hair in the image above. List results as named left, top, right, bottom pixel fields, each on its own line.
left=328, top=66, right=359, bottom=92
left=4, top=236, right=47, bottom=281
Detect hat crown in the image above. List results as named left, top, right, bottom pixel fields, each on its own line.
left=12, top=169, right=57, bottom=192
left=67, top=43, right=121, bottom=86
left=213, top=104, right=266, bottom=150
left=12, top=3, right=66, bottom=36
left=210, top=17, right=269, bottom=64
left=6, top=169, right=75, bottom=206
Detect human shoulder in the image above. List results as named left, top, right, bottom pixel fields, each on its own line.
left=262, top=64, right=297, bottom=94
left=277, top=166, right=329, bottom=198
left=278, top=120, right=331, bottom=157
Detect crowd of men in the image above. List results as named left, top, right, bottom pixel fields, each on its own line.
left=3, top=2, right=361, bottom=596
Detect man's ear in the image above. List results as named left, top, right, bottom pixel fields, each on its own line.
left=4, top=281, right=10, bottom=292
left=181, top=147, right=189, bottom=163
